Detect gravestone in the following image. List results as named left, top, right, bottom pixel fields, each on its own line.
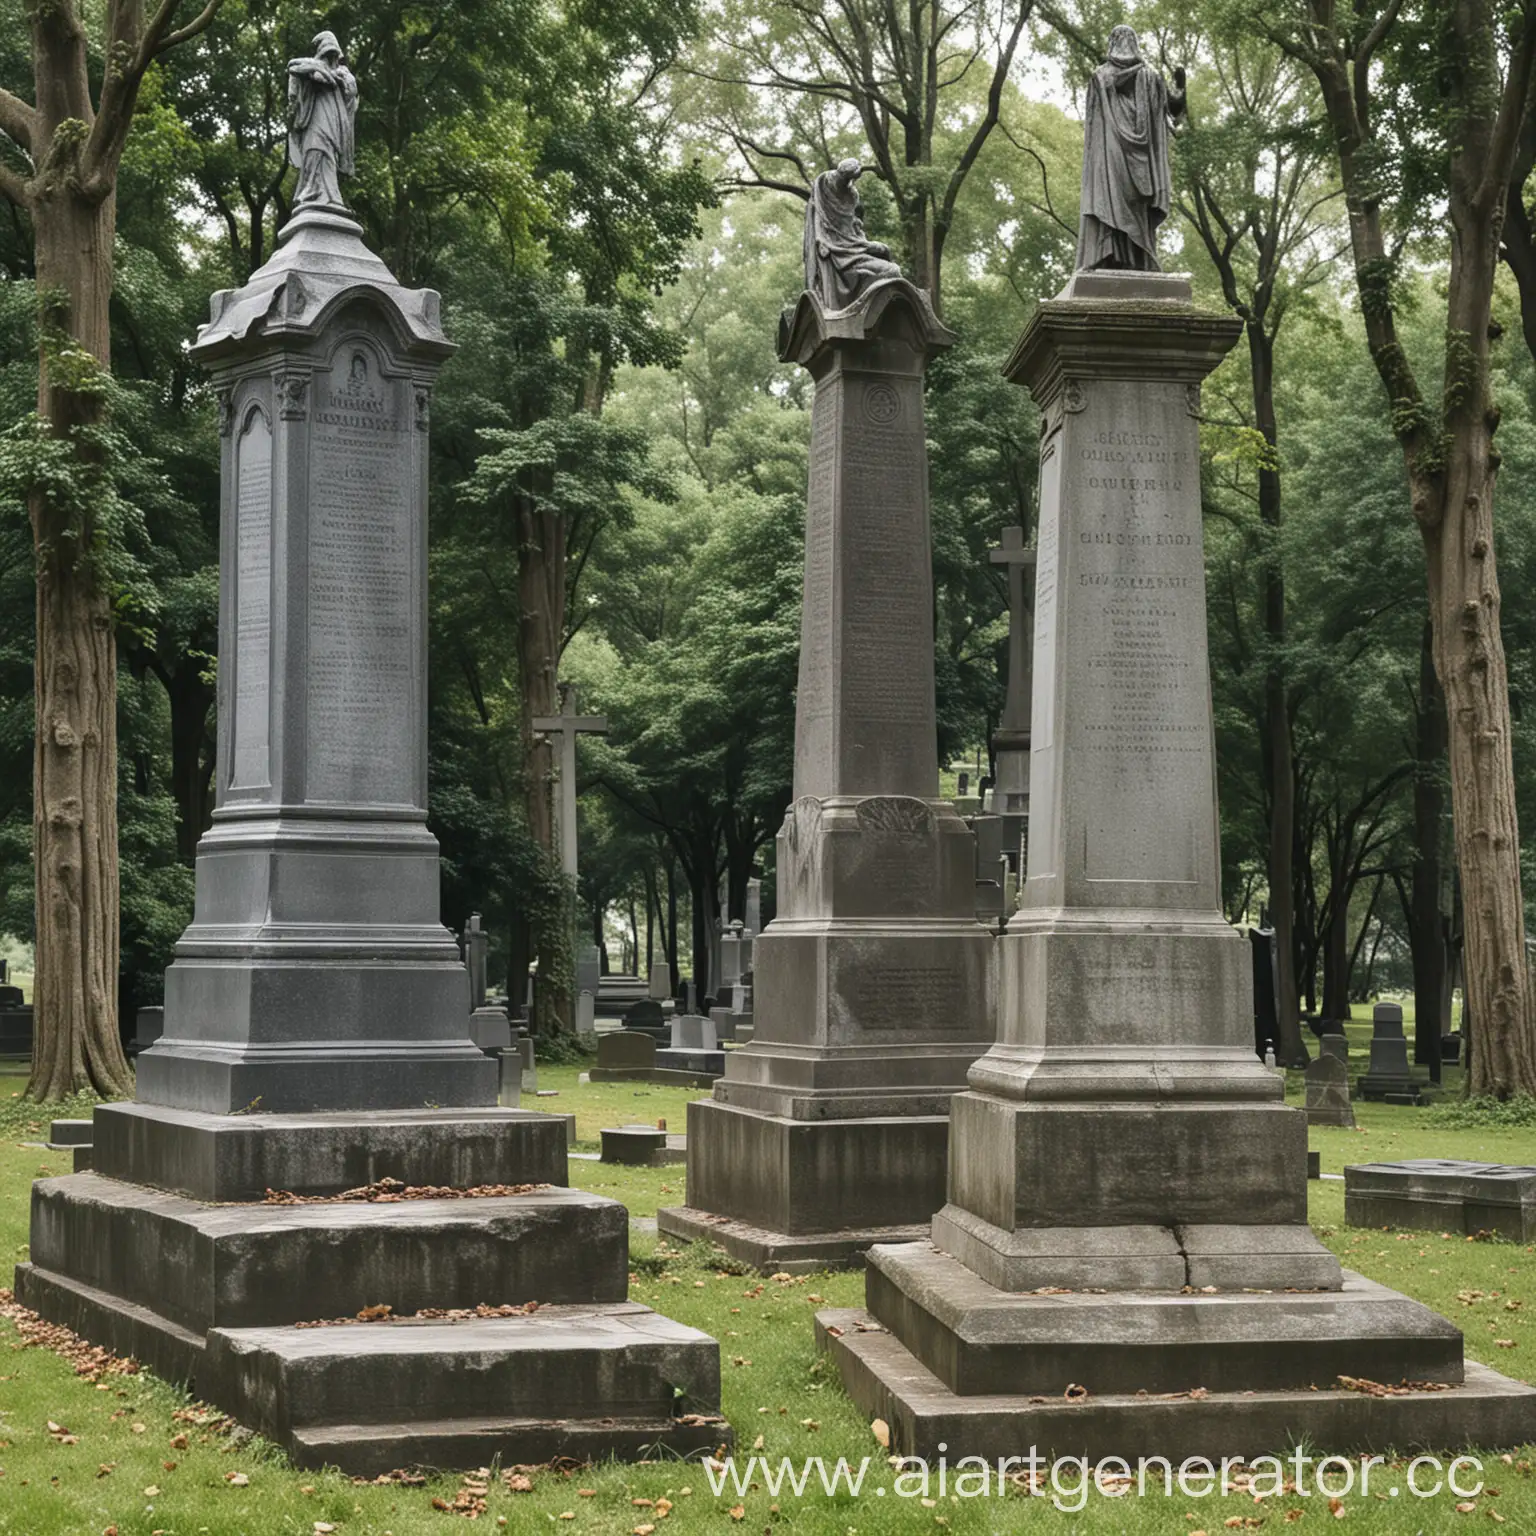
left=15, top=74, right=726, bottom=1476
left=658, top=1013, right=725, bottom=1079
left=574, top=989, right=596, bottom=1037
left=989, top=524, right=1036, bottom=856
left=1321, top=1032, right=1349, bottom=1065
left=589, top=1030, right=656, bottom=1082
left=818, top=253, right=1533, bottom=1452
left=1305, top=1052, right=1355, bottom=1128
left=1357, top=1002, right=1423, bottom=1102
left=624, top=999, right=669, bottom=1040
left=0, top=1000, right=32, bottom=1057
left=659, top=251, right=995, bottom=1272
left=464, top=913, right=512, bottom=1051
left=574, top=944, right=602, bottom=1001
left=1345, top=1159, right=1536, bottom=1242
left=647, top=962, right=671, bottom=1000
left=1249, top=925, right=1279, bottom=1060
left=601, top=1125, right=669, bottom=1166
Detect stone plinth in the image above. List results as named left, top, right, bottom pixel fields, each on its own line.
left=824, top=271, right=1535, bottom=1458
left=659, top=280, right=996, bottom=1271
left=1345, top=1159, right=1536, bottom=1242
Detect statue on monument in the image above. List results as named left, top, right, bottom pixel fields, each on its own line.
left=1076, top=25, right=1185, bottom=272
left=288, top=30, right=358, bottom=210
left=803, top=159, right=904, bottom=311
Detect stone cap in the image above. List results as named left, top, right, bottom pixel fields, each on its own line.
left=777, top=278, right=955, bottom=367
left=192, top=207, right=454, bottom=365
left=1002, top=271, right=1239, bottom=399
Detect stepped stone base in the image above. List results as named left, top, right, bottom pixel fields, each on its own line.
left=91, top=1102, right=566, bottom=1201
left=16, top=1110, right=730, bottom=1471
left=656, top=1207, right=929, bottom=1275
left=817, top=1308, right=1536, bottom=1461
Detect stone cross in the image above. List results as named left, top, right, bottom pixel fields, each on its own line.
left=532, top=683, right=608, bottom=890
left=989, top=525, right=1036, bottom=820
left=463, top=912, right=488, bottom=1010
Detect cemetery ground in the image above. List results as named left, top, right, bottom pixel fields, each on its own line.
left=0, top=1062, right=1530, bottom=1532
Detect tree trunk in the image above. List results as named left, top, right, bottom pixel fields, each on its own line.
left=27, top=179, right=133, bottom=1101
left=1409, top=617, right=1449, bottom=1080
left=165, top=665, right=216, bottom=862
left=665, top=851, right=679, bottom=994
left=517, top=501, right=571, bottom=1035
left=1422, top=207, right=1536, bottom=1096
left=1250, top=323, right=1306, bottom=1066
left=1320, top=865, right=1354, bottom=1028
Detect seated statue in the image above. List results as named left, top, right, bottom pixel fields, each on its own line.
left=803, top=159, right=904, bottom=311
left=1076, top=25, right=1186, bottom=272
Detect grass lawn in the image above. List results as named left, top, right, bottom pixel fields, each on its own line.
left=0, top=1067, right=1533, bottom=1533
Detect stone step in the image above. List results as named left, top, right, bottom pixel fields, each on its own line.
left=206, top=1305, right=725, bottom=1457
left=29, top=1174, right=627, bottom=1332
left=817, top=1307, right=1536, bottom=1461
left=866, top=1243, right=1464, bottom=1397
left=290, top=1413, right=727, bottom=1477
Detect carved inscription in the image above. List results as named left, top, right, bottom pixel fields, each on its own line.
left=232, top=408, right=273, bottom=789
left=797, top=393, right=837, bottom=732
left=306, top=345, right=415, bottom=804
left=836, top=963, right=967, bottom=1029
left=840, top=379, right=930, bottom=727
left=1071, top=402, right=1209, bottom=886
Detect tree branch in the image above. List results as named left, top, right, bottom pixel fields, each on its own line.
left=0, top=160, right=29, bottom=210
left=0, top=88, right=37, bottom=154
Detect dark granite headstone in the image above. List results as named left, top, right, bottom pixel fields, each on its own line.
left=595, top=1031, right=655, bottom=1071
left=1249, top=926, right=1279, bottom=1059
left=1357, top=1002, right=1423, bottom=1102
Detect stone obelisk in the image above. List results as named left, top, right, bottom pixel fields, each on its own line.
left=17, top=36, right=728, bottom=1476
left=659, top=160, right=996, bottom=1271
left=818, top=29, right=1536, bottom=1457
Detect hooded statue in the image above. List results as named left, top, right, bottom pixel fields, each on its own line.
left=1076, top=26, right=1186, bottom=272
left=288, top=30, right=359, bottom=211
left=803, top=159, right=904, bottom=311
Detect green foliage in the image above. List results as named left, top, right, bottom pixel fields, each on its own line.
left=1425, top=1094, right=1536, bottom=1128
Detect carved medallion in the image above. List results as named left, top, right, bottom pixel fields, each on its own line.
left=863, top=381, right=902, bottom=425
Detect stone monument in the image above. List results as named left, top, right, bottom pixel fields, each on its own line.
left=817, top=56, right=1535, bottom=1452
left=464, top=912, right=513, bottom=1052
left=17, top=45, right=727, bottom=1473
left=1305, top=1051, right=1356, bottom=1128
left=532, top=682, right=607, bottom=913
left=1357, top=1001, right=1424, bottom=1102
left=659, top=161, right=996, bottom=1271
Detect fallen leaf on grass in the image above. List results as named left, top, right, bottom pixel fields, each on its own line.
left=169, top=1434, right=187, bottom=1450
left=871, top=1418, right=890, bottom=1448
left=635, top=1525, right=656, bottom=1535
left=505, top=1473, right=533, bottom=1492
left=143, top=1485, right=161, bottom=1497
left=728, top=1506, right=745, bottom=1520
left=226, top=1472, right=249, bottom=1485
left=1456, top=1503, right=1478, bottom=1514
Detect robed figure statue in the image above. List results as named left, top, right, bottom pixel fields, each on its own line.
left=803, top=159, right=904, bottom=311
left=1076, top=26, right=1186, bottom=272
left=288, top=31, right=358, bottom=211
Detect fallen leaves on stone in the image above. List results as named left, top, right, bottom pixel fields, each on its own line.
left=0, top=1290, right=140, bottom=1384
left=1336, top=1375, right=1451, bottom=1396
left=297, top=1300, right=541, bottom=1329
left=263, top=1177, right=551, bottom=1205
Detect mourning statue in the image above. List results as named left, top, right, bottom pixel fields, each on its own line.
left=1076, top=25, right=1186, bottom=272
left=803, top=159, right=904, bottom=311
left=288, top=31, right=358, bottom=211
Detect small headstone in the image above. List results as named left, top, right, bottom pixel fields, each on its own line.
left=1357, top=1002, right=1423, bottom=1102
left=0, top=984, right=22, bottom=1008
left=463, top=912, right=489, bottom=1008
left=575, top=990, right=596, bottom=1037
left=1249, top=927, right=1280, bottom=1060
left=957, top=771, right=969, bottom=796
left=49, top=1120, right=94, bottom=1147
left=744, top=879, right=762, bottom=939
left=595, top=1031, right=656, bottom=1071
left=1305, top=1053, right=1355, bottom=1128
left=624, top=999, right=668, bottom=1039
left=1321, top=1033, right=1349, bottom=1065
left=648, top=962, right=671, bottom=1001
left=575, top=945, right=602, bottom=999
left=1345, top=1159, right=1536, bottom=1241
left=670, top=1014, right=717, bottom=1052
left=1308, top=1151, right=1321, bottom=1180
left=496, top=1048, right=521, bottom=1107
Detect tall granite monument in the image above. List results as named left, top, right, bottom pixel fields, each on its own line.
left=659, top=160, right=996, bottom=1271
left=819, top=45, right=1535, bottom=1453
left=989, top=524, right=1035, bottom=852
left=17, top=45, right=727, bottom=1473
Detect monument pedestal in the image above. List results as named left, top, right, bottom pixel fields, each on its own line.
left=19, top=200, right=727, bottom=1472
left=660, top=283, right=996, bottom=1271
left=822, top=272, right=1536, bottom=1454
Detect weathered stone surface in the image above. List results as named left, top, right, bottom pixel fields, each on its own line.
left=600, top=1127, right=668, bottom=1166
left=655, top=1048, right=725, bottom=1079
left=143, top=203, right=491, bottom=1116
left=664, top=279, right=995, bottom=1266
left=657, top=1207, right=930, bottom=1276
left=25, top=1175, right=626, bottom=1332
left=91, top=1102, right=566, bottom=1202
left=1357, top=1003, right=1423, bottom=1102
left=208, top=1305, right=726, bottom=1474
left=865, top=1245, right=1461, bottom=1397
left=1345, top=1159, right=1536, bottom=1242
left=818, top=1309, right=1536, bottom=1461
left=1306, top=1052, right=1356, bottom=1128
